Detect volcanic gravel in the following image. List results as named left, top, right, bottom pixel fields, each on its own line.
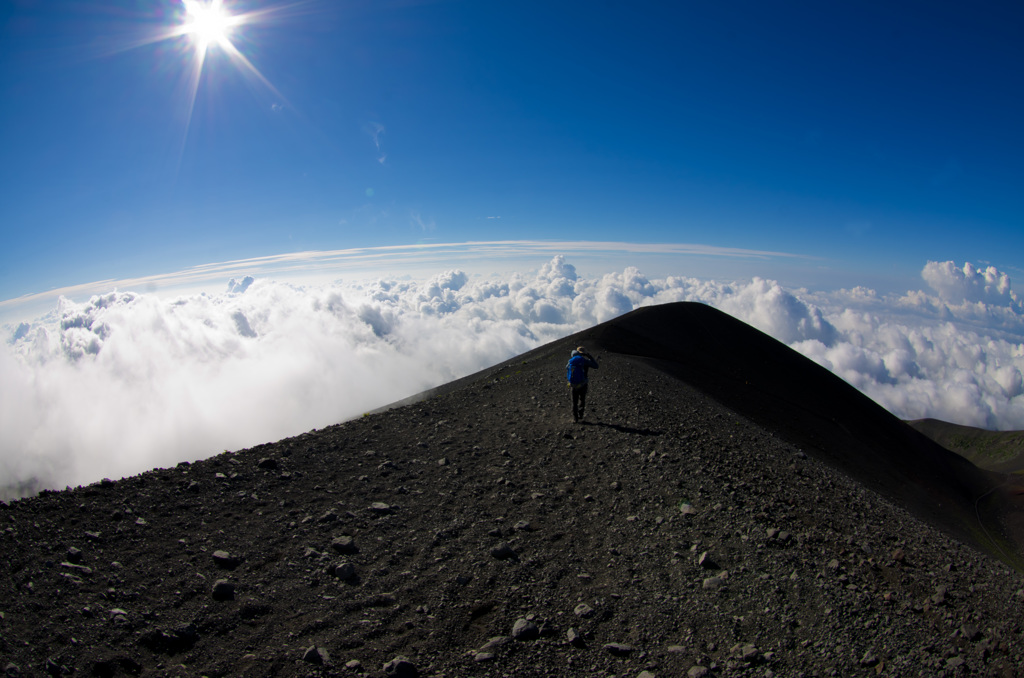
left=3, top=316, right=1024, bottom=677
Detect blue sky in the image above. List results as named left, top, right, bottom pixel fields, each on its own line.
left=2, top=0, right=1022, bottom=304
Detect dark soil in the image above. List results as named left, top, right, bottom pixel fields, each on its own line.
left=3, top=303, right=1024, bottom=677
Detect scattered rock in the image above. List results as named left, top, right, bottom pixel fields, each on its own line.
left=573, top=602, right=594, bottom=618
left=211, top=550, right=239, bottom=569
left=491, top=543, right=517, bottom=560
left=331, top=536, right=359, bottom=554
left=566, top=628, right=585, bottom=647
left=731, top=643, right=760, bottom=662
left=480, top=636, right=511, bottom=652
left=211, top=579, right=235, bottom=601
left=334, top=562, right=357, bottom=580
left=257, top=457, right=278, bottom=470
left=512, top=618, right=540, bottom=640
left=370, top=502, right=392, bottom=514
left=688, top=667, right=710, bottom=678
left=383, top=656, right=418, bottom=677
left=960, top=623, right=981, bottom=641
left=60, top=562, right=93, bottom=576
left=702, top=572, right=728, bottom=589
left=303, top=646, right=330, bottom=665
left=697, top=551, right=718, bottom=569
left=603, top=642, right=633, bottom=656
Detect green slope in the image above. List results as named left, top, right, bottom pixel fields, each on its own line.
left=907, top=418, right=1024, bottom=475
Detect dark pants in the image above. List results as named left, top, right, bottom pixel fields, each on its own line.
left=571, top=383, right=588, bottom=420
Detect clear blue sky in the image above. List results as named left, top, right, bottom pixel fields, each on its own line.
left=2, top=0, right=1022, bottom=302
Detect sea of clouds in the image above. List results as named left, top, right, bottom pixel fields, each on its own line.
left=3, top=256, right=1023, bottom=496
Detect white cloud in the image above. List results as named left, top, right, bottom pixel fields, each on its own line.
left=3, top=257, right=1023, bottom=497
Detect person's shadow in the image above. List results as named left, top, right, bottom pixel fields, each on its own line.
left=585, top=421, right=662, bottom=436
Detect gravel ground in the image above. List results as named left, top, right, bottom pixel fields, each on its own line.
left=3, top=304, right=1023, bottom=677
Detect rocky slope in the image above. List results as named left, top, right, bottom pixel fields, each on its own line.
left=2, top=303, right=1023, bottom=677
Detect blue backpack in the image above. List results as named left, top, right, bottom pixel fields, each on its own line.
left=566, top=355, right=587, bottom=387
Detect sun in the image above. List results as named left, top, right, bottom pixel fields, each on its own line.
left=182, top=0, right=241, bottom=53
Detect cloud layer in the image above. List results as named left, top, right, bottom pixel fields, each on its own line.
left=3, top=258, right=1023, bottom=496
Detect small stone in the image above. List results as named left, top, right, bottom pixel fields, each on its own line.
left=891, top=548, right=906, bottom=563
left=473, top=652, right=495, bottom=662
left=480, top=636, right=511, bottom=651
left=212, top=550, right=239, bottom=569
left=688, top=667, right=710, bottom=678
left=370, top=502, right=392, bottom=514
left=257, top=457, right=278, bottom=470
left=946, top=656, right=965, bottom=669
left=603, top=642, right=633, bottom=656
left=491, top=543, right=517, bottom=560
left=960, top=624, right=981, bottom=641
left=698, top=551, right=717, bottom=569
left=212, top=579, right=235, bottom=601
left=66, top=547, right=83, bottom=563
left=679, top=503, right=697, bottom=516
left=513, top=520, right=533, bottom=531
left=331, top=536, right=359, bottom=554
left=302, top=646, right=330, bottom=665
left=702, top=574, right=727, bottom=590
left=345, top=659, right=362, bottom=669
left=638, top=672, right=657, bottom=678
left=610, top=481, right=622, bottom=491
left=566, top=628, right=585, bottom=647
left=860, top=651, right=879, bottom=667
left=382, top=656, right=418, bottom=677
left=827, top=558, right=840, bottom=570
left=60, top=562, right=93, bottom=576
left=334, top=562, right=357, bottom=580
left=573, top=603, right=594, bottom=618
left=512, top=618, right=540, bottom=640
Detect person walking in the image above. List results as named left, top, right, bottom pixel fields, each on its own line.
left=566, top=346, right=599, bottom=422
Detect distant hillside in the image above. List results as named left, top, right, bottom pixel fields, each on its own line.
left=908, top=418, right=1024, bottom=475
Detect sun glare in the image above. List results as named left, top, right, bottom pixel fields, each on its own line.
left=182, top=0, right=239, bottom=51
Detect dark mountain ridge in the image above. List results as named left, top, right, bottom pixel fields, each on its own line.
left=575, top=303, right=1024, bottom=567
left=2, top=302, right=1023, bottom=677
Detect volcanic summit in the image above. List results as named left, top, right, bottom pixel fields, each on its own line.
left=2, top=302, right=1023, bottom=677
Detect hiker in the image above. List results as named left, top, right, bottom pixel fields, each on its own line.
left=566, top=345, right=599, bottom=422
